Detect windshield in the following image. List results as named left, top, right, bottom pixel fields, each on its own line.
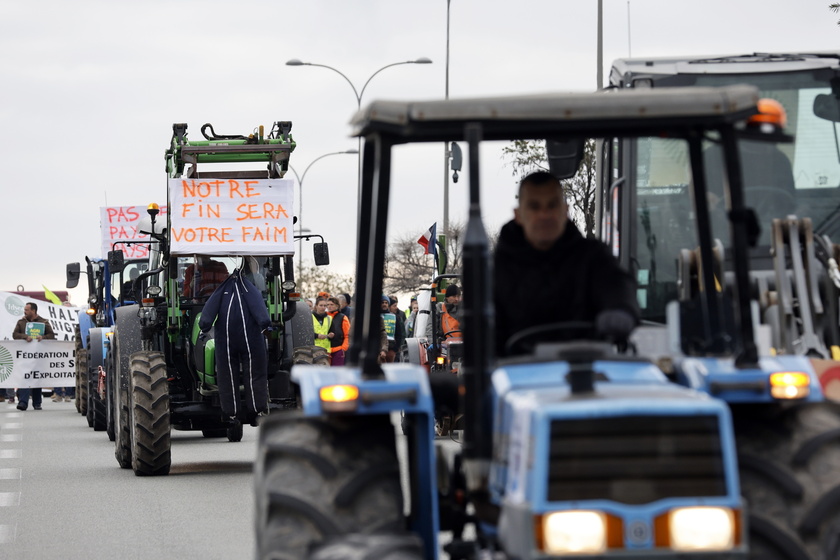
left=686, top=69, right=840, bottom=239
left=177, top=255, right=269, bottom=301
left=632, top=69, right=840, bottom=322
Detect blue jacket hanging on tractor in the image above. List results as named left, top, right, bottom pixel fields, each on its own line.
left=198, top=270, right=271, bottom=420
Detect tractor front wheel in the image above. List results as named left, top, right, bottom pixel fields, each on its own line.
left=254, top=414, right=405, bottom=559
left=129, top=351, right=171, bottom=476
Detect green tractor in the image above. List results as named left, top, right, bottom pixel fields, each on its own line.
left=109, top=121, right=329, bottom=476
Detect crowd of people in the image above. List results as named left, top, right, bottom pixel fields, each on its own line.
left=305, top=290, right=448, bottom=366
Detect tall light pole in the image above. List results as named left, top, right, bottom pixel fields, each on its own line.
left=443, top=0, right=452, bottom=252
left=285, top=57, right=433, bottom=216
left=287, top=149, right=358, bottom=278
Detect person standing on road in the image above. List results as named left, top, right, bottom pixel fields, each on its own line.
left=389, top=296, right=406, bottom=361
left=312, top=297, right=333, bottom=354
left=338, top=293, right=353, bottom=320
left=494, top=171, right=639, bottom=356
left=326, top=297, right=350, bottom=366
left=12, top=302, right=56, bottom=411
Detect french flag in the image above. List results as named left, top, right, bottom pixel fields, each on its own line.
left=417, top=223, right=437, bottom=256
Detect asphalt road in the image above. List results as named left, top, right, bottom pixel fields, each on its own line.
left=0, top=398, right=257, bottom=560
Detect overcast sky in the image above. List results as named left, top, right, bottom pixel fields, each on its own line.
left=1, top=0, right=838, bottom=304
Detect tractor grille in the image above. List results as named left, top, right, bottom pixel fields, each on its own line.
left=547, top=415, right=727, bottom=505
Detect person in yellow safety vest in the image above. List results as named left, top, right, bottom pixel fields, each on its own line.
left=312, top=297, right=333, bottom=352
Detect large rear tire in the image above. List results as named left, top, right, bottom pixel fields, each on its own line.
left=129, top=351, right=171, bottom=476
left=254, top=414, right=404, bottom=559
left=734, top=401, right=840, bottom=560
left=77, top=347, right=89, bottom=417
left=113, top=306, right=141, bottom=469
left=293, top=346, right=331, bottom=367
left=74, top=326, right=83, bottom=413
left=309, top=534, right=424, bottom=560
left=88, top=329, right=107, bottom=432
left=105, top=354, right=115, bottom=442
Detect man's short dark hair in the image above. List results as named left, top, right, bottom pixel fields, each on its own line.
left=26, top=302, right=37, bottom=312
left=341, top=293, right=352, bottom=304
left=518, top=171, right=564, bottom=200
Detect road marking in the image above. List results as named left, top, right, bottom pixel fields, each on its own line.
left=0, top=450, right=21, bottom=460
left=0, top=469, right=20, bottom=480
left=0, top=423, right=22, bottom=430
left=0, top=524, right=14, bottom=543
left=0, top=492, right=20, bottom=506
left=0, top=435, right=21, bottom=442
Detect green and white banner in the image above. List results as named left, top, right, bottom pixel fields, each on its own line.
left=0, top=341, right=76, bottom=388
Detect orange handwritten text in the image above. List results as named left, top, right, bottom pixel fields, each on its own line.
left=240, top=225, right=287, bottom=243
left=236, top=203, right=289, bottom=221
left=181, top=179, right=261, bottom=199
left=171, top=227, right=234, bottom=243
left=181, top=203, right=221, bottom=218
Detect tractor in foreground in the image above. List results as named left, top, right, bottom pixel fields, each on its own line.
left=251, top=86, right=820, bottom=558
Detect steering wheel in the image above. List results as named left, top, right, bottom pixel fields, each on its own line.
left=505, top=321, right=596, bottom=356
left=442, top=329, right=462, bottom=340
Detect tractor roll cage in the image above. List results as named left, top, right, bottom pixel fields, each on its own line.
left=348, top=85, right=762, bottom=464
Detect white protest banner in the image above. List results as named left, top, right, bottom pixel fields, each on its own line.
left=100, top=205, right=169, bottom=259
left=0, top=292, right=81, bottom=342
left=168, top=178, right=294, bottom=256
left=0, top=341, right=76, bottom=388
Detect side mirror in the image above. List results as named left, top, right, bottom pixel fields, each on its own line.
left=814, top=93, right=840, bottom=122
left=108, top=250, right=126, bottom=274
left=313, top=243, right=330, bottom=266
left=66, top=263, right=81, bottom=289
left=546, top=139, right=585, bottom=180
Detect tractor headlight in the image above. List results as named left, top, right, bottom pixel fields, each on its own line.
left=540, top=510, right=606, bottom=555
left=769, top=372, right=810, bottom=400
left=668, top=507, right=735, bottom=551
left=281, top=281, right=295, bottom=291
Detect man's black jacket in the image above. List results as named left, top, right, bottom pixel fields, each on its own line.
left=493, top=220, right=639, bottom=356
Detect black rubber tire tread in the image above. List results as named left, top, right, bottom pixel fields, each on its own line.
left=86, top=375, right=95, bottom=428
left=90, top=377, right=108, bottom=431
left=293, top=346, right=332, bottom=367
left=88, top=329, right=107, bottom=432
left=289, top=303, right=315, bottom=348
left=105, top=360, right=115, bottom=442
left=113, top=306, right=141, bottom=469
left=309, top=533, right=424, bottom=560
left=734, top=401, right=840, bottom=560
left=74, top=326, right=83, bottom=413
left=78, top=347, right=89, bottom=417
left=227, top=420, right=243, bottom=442
left=129, top=351, right=171, bottom=476
left=255, top=414, right=404, bottom=559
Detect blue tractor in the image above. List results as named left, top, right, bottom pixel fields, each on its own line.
left=252, top=86, right=812, bottom=558
left=66, top=252, right=148, bottom=436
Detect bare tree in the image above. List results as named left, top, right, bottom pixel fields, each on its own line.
left=501, top=139, right=598, bottom=238
left=295, top=263, right=354, bottom=299
left=832, top=3, right=840, bottom=25
left=383, top=222, right=465, bottom=294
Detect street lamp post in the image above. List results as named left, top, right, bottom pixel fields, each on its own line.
left=287, top=149, right=358, bottom=278
left=285, top=57, right=432, bottom=216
